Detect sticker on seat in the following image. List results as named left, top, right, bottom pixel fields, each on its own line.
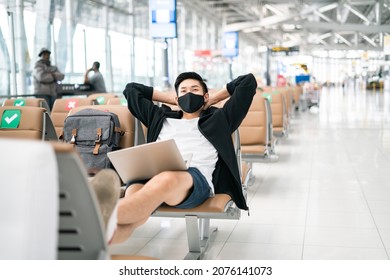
left=13, top=99, right=26, bottom=106
left=120, top=98, right=127, bottom=106
left=66, top=99, right=78, bottom=111
left=96, top=96, right=105, bottom=104
left=1, top=110, right=21, bottom=128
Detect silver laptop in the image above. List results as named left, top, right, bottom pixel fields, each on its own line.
left=107, top=139, right=190, bottom=183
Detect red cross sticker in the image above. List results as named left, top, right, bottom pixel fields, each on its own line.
left=66, top=100, right=78, bottom=111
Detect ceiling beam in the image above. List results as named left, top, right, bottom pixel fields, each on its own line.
left=319, top=32, right=332, bottom=39
left=337, top=1, right=350, bottom=23
left=224, top=3, right=324, bottom=32
left=301, top=21, right=390, bottom=33
left=228, top=5, right=258, bottom=21
left=264, top=4, right=284, bottom=16
left=347, top=0, right=377, bottom=5
left=306, top=43, right=381, bottom=51
left=335, top=33, right=353, bottom=46
left=343, top=3, right=371, bottom=24
left=360, top=32, right=377, bottom=46
left=317, top=2, right=338, bottom=13
left=314, top=10, right=334, bottom=22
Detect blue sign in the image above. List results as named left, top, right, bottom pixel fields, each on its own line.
left=149, top=0, right=177, bottom=39
left=295, top=74, right=310, bottom=84
left=222, top=32, right=239, bottom=57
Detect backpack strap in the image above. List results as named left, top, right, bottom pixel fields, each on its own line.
left=112, top=126, right=124, bottom=146
left=93, top=127, right=102, bottom=155
left=114, top=127, right=124, bottom=134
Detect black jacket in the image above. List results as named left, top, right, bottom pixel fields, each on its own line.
left=123, top=73, right=257, bottom=210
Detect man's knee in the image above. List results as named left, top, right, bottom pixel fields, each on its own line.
left=148, top=171, right=192, bottom=198
left=153, top=171, right=179, bottom=191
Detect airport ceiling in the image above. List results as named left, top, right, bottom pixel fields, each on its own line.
left=192, top=0, right=390, bottom=52
left=2, top=0, right=390, bottom=53
left=93, top=0, right=390, bottom=53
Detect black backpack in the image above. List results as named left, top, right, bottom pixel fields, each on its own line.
left=63, top=108, right=123, bottom=173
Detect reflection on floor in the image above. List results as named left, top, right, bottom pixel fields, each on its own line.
left=109, top=85, right=390, bottom=260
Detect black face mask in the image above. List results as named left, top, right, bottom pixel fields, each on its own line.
left=178, top=92, right=205, bottom=113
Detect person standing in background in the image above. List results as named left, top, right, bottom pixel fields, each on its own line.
left=33, top=48, right=65, bottom=110
left=84, top=61, right=107, bottom=93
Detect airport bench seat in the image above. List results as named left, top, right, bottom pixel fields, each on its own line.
left=153, top=194, right=240, bottom=260
left=107, top=97, right=128, bottom=106
left=2, top=97, right=50, bottom=113
left=0, top=106, right=57, bottom=140
left=241, top=144, right=268, bottom=155
left=51, top=98, right=95, bottom=138
left=87, top=93, right=118, bottom=105
left=151, top=130, right=246, bottom=260
left=156, top=194, right=234, bottom=216
left=269, top=92, right=288, bottom=137
left=0, top=138, right=58, bottom=260
left=239, top=93, right=278, bottom=163
left=53, top=141, right=156, bottom=260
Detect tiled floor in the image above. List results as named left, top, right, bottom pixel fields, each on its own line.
left=109, top=85, right=390, bottom=260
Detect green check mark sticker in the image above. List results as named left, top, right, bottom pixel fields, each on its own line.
left=120, top=98, right=127, bottom=106
left=97, top=96, right=105, bottom=104
left=1, top=110, right=21, bottom=128
left=13, top=99, right=26, bottom=106
left=262, top=93, right=272, bottom=102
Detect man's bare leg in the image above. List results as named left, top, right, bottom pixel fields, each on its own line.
left=109, top=184, right=146, bottom=244
left=111, top=171, right=193, bottom=243
left=110, top=220, right=148, bottom=244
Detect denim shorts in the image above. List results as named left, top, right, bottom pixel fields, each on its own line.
left=174, top=167, right=211, bottom=209
left=125, top=167, right=211, bottom=209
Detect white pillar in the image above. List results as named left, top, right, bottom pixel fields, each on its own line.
left=191, top=11, right=197, bottom=51
left=34, top=0, right=51, bottom=57
left=201, top=17, right=207, bottom=49
left=209, top=21, right=216, bottom=51
left=65, top=0, right=74, bottom=73
left=104, top=0, right=113, bottom=92
left=15, top=0, right=26, bottom=95
left=178, top=3, right=186, bottom=73
left=8, top=11, right=17, bottom=95
left=129, top=0, right=135, bottom=82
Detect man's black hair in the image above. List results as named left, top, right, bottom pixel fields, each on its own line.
left=93, top=61, right=100, bottom=70
left=174, top=72, right=208, bottom=95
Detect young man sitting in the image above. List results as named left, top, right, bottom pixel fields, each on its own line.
left=109, top=72, right=257, bottom=243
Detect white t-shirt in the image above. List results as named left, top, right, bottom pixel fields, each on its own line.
left=157, top=117, right=218, bottom=194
